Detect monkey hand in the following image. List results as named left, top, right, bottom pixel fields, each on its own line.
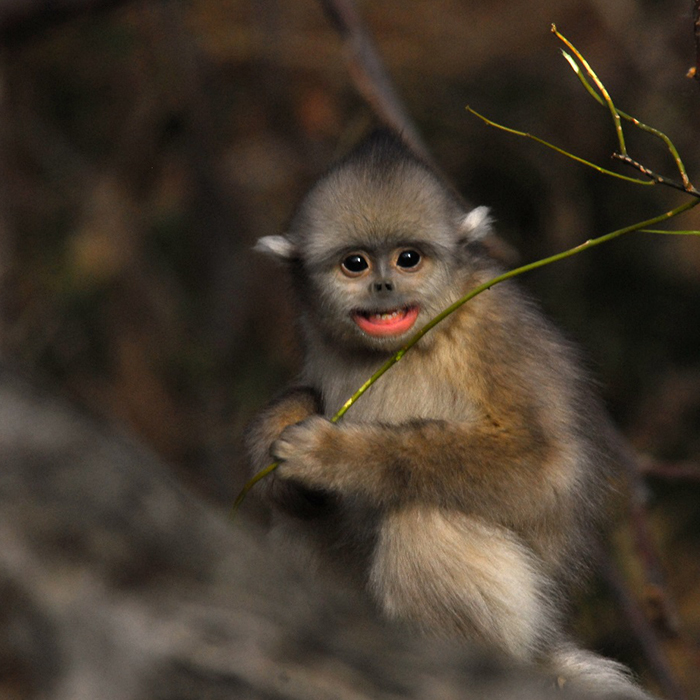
left=271, top=415, right=341, bottom=489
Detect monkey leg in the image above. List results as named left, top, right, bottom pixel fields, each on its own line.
left=368, top=505, right=556, bottom=661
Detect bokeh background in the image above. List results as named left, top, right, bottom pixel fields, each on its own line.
left=1, top=0, right=699, bottom=696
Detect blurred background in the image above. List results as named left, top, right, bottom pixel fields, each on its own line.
left=0, top=0, right=699, bottom=696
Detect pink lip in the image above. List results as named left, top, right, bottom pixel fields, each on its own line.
left=352, top=306, right=420, bottom=337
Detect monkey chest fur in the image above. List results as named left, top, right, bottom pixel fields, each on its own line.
left=305, top=340, right=479, bottom=425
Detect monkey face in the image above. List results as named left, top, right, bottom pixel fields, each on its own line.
left=255, top=130, right=494, bottom=353
left=341, top=247, right=423, bottom=340
left=303, top=236, right=462, bottom=352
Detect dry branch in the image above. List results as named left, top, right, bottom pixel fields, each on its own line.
left=638, top=457, right=700, bottom=482
left=693, top=0, right=700, bottom=83
left=625, top=462, right=681, bottom=638
left=603, top=559, right=689, bottom=700
left=319, top=0, right=433, bottom=165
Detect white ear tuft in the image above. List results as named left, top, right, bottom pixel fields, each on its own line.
left=254, top=235, right=296, bottom=260
left=460, top=206, right=493, bottom=241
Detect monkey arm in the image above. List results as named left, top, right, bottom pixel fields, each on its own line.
left=271, top=413, right=567, bottom=524
left=245, top=387, right=340, bottom=519
left=245, top=386, right=321, bottom=472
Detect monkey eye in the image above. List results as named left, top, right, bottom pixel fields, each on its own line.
left=341, top=253, right=370, bottom=276
left=396, top=250, right=421, bottom=269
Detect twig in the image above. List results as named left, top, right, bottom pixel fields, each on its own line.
left=613, top=154, right=700, bottom=197
left=625, top=459, right=681, bottom=637
left=544, top=28, right=697, bottom=696
left=602, top=557, right=689, bottom=700
left=692, top=0, right=700, bottom=84
left=555, top=29, right=694, bottom=192
left=331, top=199, right=698, bottom=416
left=318, top=0, right=433, bottom=165
left=552, top=24, right=627, bottom=156
left=233, top=198, right=700, bottom=511
left=640, top=234, right=700, bottom=236
left=471, top=32, right=699, bottom=198
left=638, top=457, right=700, bottom=481
left=466, top=106, right=654, bottom=186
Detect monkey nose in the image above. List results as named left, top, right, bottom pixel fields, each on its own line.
left=372, top=280, right=395, bottom=293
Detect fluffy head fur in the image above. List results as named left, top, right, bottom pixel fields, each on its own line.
left=257, top=131, right=493, bottom=352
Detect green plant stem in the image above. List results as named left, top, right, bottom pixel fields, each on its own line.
left=233, top=460, right=280, bottom=510
left=558, top=40, right=694, bottom=192
left=552, top=24, right=627, bottom=156
left=232, top=197, right=699, bottom=513
left=466, top=107, right=653, bottom=186
left=642, top=229, right=700, bottom=235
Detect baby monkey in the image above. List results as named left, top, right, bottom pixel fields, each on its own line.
left=248, top=130, right=652, bottom=699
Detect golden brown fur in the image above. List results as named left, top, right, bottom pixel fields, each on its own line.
left=247, top=131, right=653, bottom=699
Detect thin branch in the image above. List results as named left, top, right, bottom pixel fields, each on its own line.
left=625, top=459, right=681, bottom=638
left=640, top=234, right=700, bottom=236
left=602, top=557, right=689, bottom=700
left=558, top=39, right=694, bottom=191
left=619, top=119, right=693, bottom=192
left=331, top=199, right=699, bottom=418
left=552, top=24, right=627, bottom=156
left=693, top=0, right=700, bottom=84
left=548, top=28, right=695, bottom=695
left=233, top=198, right=700, bottom=511
left=319, top=0, right=433, bottom=165
left=475, top=29, right=697, bottom=195
left=638, top=457, right=700, bottom=481
left=466, top=106, right=654, bottom=186
left=613, top=155, right=699, bottom=197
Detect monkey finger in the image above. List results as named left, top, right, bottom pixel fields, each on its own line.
left=274, top=416, right=334, bottom=457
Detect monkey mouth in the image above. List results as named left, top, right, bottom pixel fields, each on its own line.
left=352, top=306, right=420, bottom=337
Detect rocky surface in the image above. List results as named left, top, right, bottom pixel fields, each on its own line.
left=0, top=365, right=573, bottom=700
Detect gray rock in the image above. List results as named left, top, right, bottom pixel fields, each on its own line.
left=0, top=365, right=567, bottom=699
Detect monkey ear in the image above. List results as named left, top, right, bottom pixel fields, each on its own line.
left=458, top=206, right=493, bottom=242
left=254, top=235, right=297, bottom=261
